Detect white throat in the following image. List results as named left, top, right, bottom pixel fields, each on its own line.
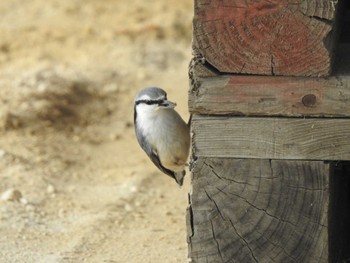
left=136, top=104, right=172, bottom=138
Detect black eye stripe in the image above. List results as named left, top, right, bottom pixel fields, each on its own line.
left=135, top=99, right=164, bottom=106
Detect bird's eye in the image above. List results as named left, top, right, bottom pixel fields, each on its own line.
left=136, top=99, right=163, bottom=106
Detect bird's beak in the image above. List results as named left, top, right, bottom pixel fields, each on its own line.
left=159, top=100, right=176, bottom=108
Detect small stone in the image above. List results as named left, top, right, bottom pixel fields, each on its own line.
left=72, top=135, right=81, bottom=142
left=0, top=111, right=10, bottom=130
left=0, top=112, right=21, bottom=129
left=46, top=184, right=55, bottom=194
left=109, top=133, right=121, bottom=141
left=103, top=83, right=119, bottom=93
left=25, top=204, right=35, bottom=212
left=125, top=122, right=132, bottom=128
left=58, top=208, right=66, bottom=218
left=124, top=204, right=133, bottom=212
left=0, top=149, right=6, bottom=158
left=19, top=198, right=28, bottom=205
left=130, top=186, right=138, bottom=193
left=1, top=189, right=23, bottom=202
left=165, top=211, right=173, bottom=216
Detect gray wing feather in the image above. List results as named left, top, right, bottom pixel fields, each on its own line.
left=135, top=126, right=184, bottom=185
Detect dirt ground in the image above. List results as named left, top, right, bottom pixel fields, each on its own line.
left=0, top=1, right=193, bottom=262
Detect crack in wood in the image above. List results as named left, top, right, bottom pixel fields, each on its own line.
left=255, top=229, right=298, bottom=262
left=213, top=183, right=328, bottom=258
left=215, top=186, right=301, bottom=230
left=205, top=188, right=258, bottom=263
left=204, top=160, right=304, bottom=229
left=253, top=176, right=279, bottom=180
left=270, top=55, right=275, bottom=76
left=209, top=219, right=225, bottom=263
left=286, top=184, right=329, bottom=192
left=204, top=161, right=255, bottom=186
left=308, top=15, right=333, bottom=26
left=203, top=160, right=326, bottom=231
left=204, top=189, right=226, bottom=220
left=187, top=196, right=195, bottom=239
left=228, top=219, right=259, bottom=263
left=204, top=184, right=316, bottom=262
left=268, top=159, right=273, bottom=177
left=207, top=160, right=328, bottom=228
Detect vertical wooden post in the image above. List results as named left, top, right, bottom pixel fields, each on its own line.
left=187, top=0, right=350, bottom=262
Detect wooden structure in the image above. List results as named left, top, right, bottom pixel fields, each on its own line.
left=187, top=0, right=350, bottom=262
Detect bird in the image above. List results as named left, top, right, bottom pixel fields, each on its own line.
left=134, top=87, right=190, bottom=186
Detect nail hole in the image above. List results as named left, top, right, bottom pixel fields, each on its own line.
left=302, top=94, right=317, bottom=107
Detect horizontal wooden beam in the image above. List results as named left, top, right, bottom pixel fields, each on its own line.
left=192, top=116, right=350, bottom=160
left=193, top=0, right=341, bottom=76
left=189, top=74, right=350, bottom=117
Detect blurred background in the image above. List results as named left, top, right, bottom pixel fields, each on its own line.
left=0, top=0, right=192, bottom=262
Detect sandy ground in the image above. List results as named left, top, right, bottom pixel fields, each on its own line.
left=0, top=1, right=193, bottom=262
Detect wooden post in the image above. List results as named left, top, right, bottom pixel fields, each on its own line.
left=187, top=0, right=350, bottom=262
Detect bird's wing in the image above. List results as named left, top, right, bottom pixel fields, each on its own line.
left=149, top=150, right=185, bottom=186
left=135, top=126, right=179, bottom=183
left=149, top=150, right=176, bottom=179
left=149, top=148, right=186, bottom=186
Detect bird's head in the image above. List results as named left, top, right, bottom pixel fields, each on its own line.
left=134, top=87, right=177, bottom=113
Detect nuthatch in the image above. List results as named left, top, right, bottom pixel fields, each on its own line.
left=134, top=87, right=190, bottom=186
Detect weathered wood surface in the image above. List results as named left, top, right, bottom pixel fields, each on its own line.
left=187, top=158, right=329, bottom=262
left=192, top=116, right=350, bottom=160
left=193, top=0, right=341, bottom=76
left=189, top=74, right=350, bottom=117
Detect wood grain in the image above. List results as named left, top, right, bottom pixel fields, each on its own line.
left=192, top=116, right=350, bottom=160
left=189, top=74, right=350, bottom=117
left=187, top=158, right=329, bottom=262
left=193, top=0, right=340, bottom=76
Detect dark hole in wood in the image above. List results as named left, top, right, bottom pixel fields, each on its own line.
left=329, top=162, right=350, bottom=262
left=302, top=94, right=317, bottom=107
left=333, top=0, right=350, bottom=75
left=345, top=1, right=350, bottom=10
left=338, top=0, right=350, bottom=43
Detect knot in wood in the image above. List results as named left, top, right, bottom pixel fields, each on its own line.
left=302, top=94, right=317, bottom=107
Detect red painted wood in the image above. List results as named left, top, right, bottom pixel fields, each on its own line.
left=193, top=0, right=340, bottom=76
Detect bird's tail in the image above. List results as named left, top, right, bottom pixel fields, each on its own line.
left=174, top=170, right=185, bottom=187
